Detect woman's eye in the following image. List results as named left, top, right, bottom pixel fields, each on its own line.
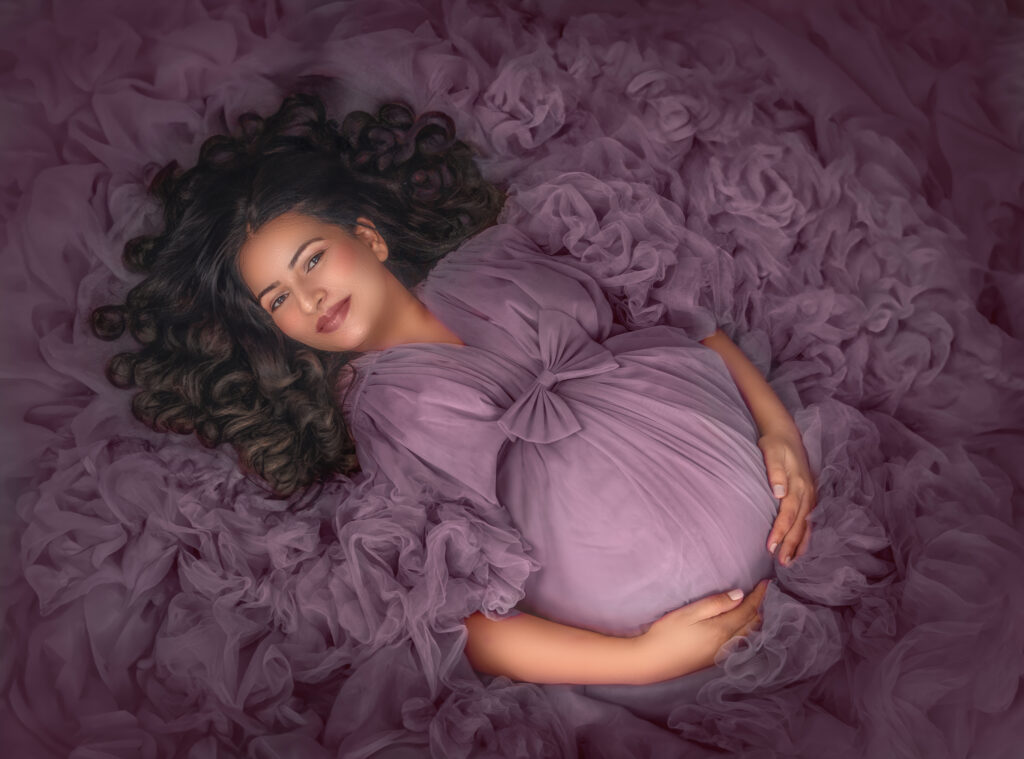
left=268, top=250, right=323, bottom=313
left=306, top=250, right=324, bottom=271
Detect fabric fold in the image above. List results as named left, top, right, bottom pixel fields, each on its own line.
left=497, top=308, right=620, bottom=444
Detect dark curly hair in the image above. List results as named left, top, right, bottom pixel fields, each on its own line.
left=90, top=92, right=506, bottom=497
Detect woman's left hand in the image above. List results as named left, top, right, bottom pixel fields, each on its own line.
left=758, top=430, right=817, bottom=566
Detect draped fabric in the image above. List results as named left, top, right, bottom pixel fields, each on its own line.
left=345, top=223, right=779, bottom=653
left=3, top=0, right=1024, bottom=757
left=496, top=309, right=622, bottom=444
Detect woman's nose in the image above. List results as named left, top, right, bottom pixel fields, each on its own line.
left=296, top=286, right=326, bottom=314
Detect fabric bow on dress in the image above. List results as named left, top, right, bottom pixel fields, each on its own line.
left=497, top=308, right=620, bottom=444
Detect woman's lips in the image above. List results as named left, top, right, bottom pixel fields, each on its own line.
left=317, top=296, right=351, bottom=333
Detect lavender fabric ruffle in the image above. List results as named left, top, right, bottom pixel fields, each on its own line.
left=3, top=0, right=1024, bottom=757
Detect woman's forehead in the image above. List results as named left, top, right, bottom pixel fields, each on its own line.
left=236, top=211, right=330, bottom=289
left=240, top=213, right=329, bottom=263
left=248, top=211, right=328, bottom=246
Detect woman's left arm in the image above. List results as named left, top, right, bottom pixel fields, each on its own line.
left=699, top=329, right=816, bottom=566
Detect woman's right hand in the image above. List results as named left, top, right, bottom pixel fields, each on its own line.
left=633, top=579, right=770, bottom=685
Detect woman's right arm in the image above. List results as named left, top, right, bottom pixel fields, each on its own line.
left=464, top=609, right=649, bottom=686
left=463, top=580, right=768, bottom=687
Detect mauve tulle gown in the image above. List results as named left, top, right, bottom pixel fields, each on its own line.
left=340, top=222, right=780, bottom=709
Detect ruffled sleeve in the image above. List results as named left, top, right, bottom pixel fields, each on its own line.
left=427, top=223, right=629, bottom=349
left=326, top=475, right=541, bottom=700
left=344, top=352, right=525, bottom=586
left=340, top=359, right=538, bottom=628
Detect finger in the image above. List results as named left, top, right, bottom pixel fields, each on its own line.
left=735, top=616, right=758, bottom=637
left=690, top=587, right=750, bottom=622
left=777, top=526, right=804, bottom=567
left=752, top=578, right=770, bottom=600
left=749, top=610, right=763, bottom=632
left=777, top=489, right=812, bottom=566
left=791, top=483, right=818, bottom=559
left=762, top=450, right=788, bottom=501
left=777, top=494, right=809, bottom=565
left=743, top=579, right=770, bottom=608
left=766, top=491, right=801, bottom=555
left=738, top=599, right=765, bottom=635
left=794, top=512, right=813, bottom=559
left=720, top=581, right=769, bottom=622
left=728, top=607, right=756, bottom=636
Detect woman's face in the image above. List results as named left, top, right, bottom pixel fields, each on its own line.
left=237, top=210, right=396, bottom=353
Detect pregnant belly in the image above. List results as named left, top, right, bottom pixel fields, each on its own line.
left=496, top=349, right=780, bottom=638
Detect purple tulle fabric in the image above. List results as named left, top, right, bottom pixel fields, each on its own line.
left=2, top=0, right=1023, bottom=757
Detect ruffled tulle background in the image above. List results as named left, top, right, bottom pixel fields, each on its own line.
left=2, top=0, right=1023, bottom=756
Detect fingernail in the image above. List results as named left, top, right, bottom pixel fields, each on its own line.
left=768, top=541, right=778, bottom=555
left=727, top=588, right=744, bottom=601
left=773, top=484, right=785, bottom=498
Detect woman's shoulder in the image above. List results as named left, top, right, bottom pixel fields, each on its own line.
left=334, top=345, right=509, bottom=508
left=432, top=223, right=617, bottom=333
left=336, top=342, right=507, bottom=429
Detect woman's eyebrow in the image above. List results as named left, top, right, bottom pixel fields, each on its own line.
left=255, top=237, right=325, bottom=303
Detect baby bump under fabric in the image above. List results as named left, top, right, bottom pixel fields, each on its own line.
left=344, top=224, right=779, bottom=711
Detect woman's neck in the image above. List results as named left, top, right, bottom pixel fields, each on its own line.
left=414, top=299, right=465, bottom=347
left=366, top=281, right=465, bottom=351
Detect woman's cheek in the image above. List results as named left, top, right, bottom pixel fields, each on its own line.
left=327, top=250, right=359, bottom=283
left=277, top=309, right=307, bottom=341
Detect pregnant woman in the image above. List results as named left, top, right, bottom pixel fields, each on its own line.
left=92, top=92, right=814, bottom=698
